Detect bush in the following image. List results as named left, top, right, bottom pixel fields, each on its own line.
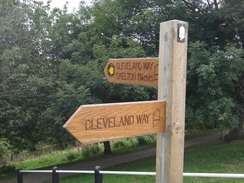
left=146, top=134, right=156, bottom=143
left=66, top=152, right=77, bottom=161
left=127, top=138, right=138, bottom=148
left=82, top=144, right=101, bottom=158
left=0, top=138, right=11, bottom=163
left=0, top=165, right=15, bottom=175
left=137, top=136, right=148, bottom=146
left=112, top=141, right=127, bottom=150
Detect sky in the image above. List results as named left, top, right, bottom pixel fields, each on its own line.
left=36, top=0, right=93, bottom=12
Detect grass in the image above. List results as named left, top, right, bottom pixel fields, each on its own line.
left=185, top=127, right=227, bottom=139
left=43, top=140, right=244, bottom=183
left=184, top=140, right=244, bottom=172
left=0, top=128, right=229, bottom=181
left=43, top=157, right=156, bottom=183
left=0, top=136, right=156, bottom=180
left=184, top=140, right=244, bottom=183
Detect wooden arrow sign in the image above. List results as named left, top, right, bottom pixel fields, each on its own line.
left=104, top=58, right=159, bottom=86
left=63, top=100, right=166, bottom=144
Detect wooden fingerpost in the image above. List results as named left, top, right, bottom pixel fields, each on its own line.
left=156, top=20, right=188, bottom=183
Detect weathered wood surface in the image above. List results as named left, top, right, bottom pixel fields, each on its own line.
left=64, top=101, right=166, bottom=144
left=156, top=20, right=188, bottom=183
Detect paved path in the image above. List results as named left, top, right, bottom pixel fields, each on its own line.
left=0, top=131, right=228, bottom=183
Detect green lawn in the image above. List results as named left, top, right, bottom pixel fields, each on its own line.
left=1, top=128, right=240, bottom=183
left=44, top=140, right=244, bottom=183
left=184, top=128, right=227, bottom=139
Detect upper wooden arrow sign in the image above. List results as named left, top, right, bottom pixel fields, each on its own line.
left=104, top=58, right=159, bottom=86
left=63, top=100, right=166, bottom=144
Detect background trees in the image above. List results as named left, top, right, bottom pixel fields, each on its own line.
left=186, top=42, right=244, bottom=134
left=0, top=0, right=243, bottom=154
left=0, top=0, right=57, bottom=151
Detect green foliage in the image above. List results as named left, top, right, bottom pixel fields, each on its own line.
left=111, top=135, right=155, bottom=151
left=0, top=138, right=11, bottom=160
left=0, top=165, right=15, bottom=176
left=186, top=42, right=244, bottom=129
left=0, top=0, right=243, bottom=153
left=66, top=152, right=78, bottom=161
left=0, top=0, right=57, bottom=150
left=91, top=0, right=232, bottom=55
left=40, top=60, right=98, bottom=148
left=185, top=128, right=226, bottom=140
left=137, top=136, right=148, bottom=146
left=112, top=141, right=127, bottom=150
left=92, top=0, right=160, bottom=56
left=221, top=0, right=244, bottom=47
left=82, top=144, right=101, bottom=158
left=44, top=141, right=244, bottom=183
left=88, top=35, right=157, bottom=104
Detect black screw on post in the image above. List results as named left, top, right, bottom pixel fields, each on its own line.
left=95, top=166, right=103, bottom=183
left=17, top=168, right=23, bottom=183
left=52, top=166, right=59, bottom=183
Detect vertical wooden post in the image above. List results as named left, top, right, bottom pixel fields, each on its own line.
left=156, top=20, right=188, bottom=183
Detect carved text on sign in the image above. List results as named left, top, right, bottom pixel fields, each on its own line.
left=63, top=101, right=166, bottom=144
left=104, top=58, right=159, bottom=86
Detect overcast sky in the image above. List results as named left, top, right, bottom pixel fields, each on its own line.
left=36, top=0, right=93, bottom=12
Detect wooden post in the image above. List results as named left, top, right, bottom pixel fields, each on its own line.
left=156, top=20, right=188, bottom=183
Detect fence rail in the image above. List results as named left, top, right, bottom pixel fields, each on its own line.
left=17, top=166, right=244, bottom=183
left=183, top=173, right=244, bottom=178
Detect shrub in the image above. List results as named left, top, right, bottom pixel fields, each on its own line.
left=82, top=144, right=101, bottom=158
left=127, top=138, right=138, bottom=148
left=0, top=165, right=15, bottom=175
left=112, top=141, right=127, bottom=150
left=137, top=136, right=148, bottom=146
left=0, top=138, right=11, bottom=160
left=66, top=152, right=77, bottom=161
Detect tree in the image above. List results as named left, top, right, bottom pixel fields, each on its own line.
left=91, top=0, right=228, bottom=55
left=1, top=0, right=242, bottom=153
left=90, top=35, right=156, bottom=104
left=68, top=0, right=244, bottom=141
left=75, top=35, right=157, bottom=154
left=40, top=60, right=99, bottom=148
left=186, top=42, right=244, bottom=138
left=0, top=0, right=99, bottom=150
left=0, top=0, right=57, bottom=150
left=220, top=0, right=244, bottom=47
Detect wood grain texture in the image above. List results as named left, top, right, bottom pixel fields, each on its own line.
left=104, top=58, right=159, bottom=86
left=63, top=101, right=166, bottom=144
left=156, top=20, right=188, bottom=183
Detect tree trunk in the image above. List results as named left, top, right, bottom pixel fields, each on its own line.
left=224, top=109, right=244, bottom=141
left=213, top=0, right=219, bottom=9
left=237, top=109, right=244, bottom=137
left=11, top=152, right=14, bottom=161
left=103, top=141, right=112, bottom=155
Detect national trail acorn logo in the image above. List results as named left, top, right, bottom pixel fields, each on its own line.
left=107, top=63, right=115, bottom=77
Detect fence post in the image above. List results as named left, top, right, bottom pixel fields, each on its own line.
left=17, top=168, right=23, bottom=183
left=52, top=166, right=59, bottom=183
left=95, top=166, right=103, bottom=183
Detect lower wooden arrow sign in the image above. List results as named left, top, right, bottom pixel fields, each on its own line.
left=63, top=101, right=166, bottom=144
